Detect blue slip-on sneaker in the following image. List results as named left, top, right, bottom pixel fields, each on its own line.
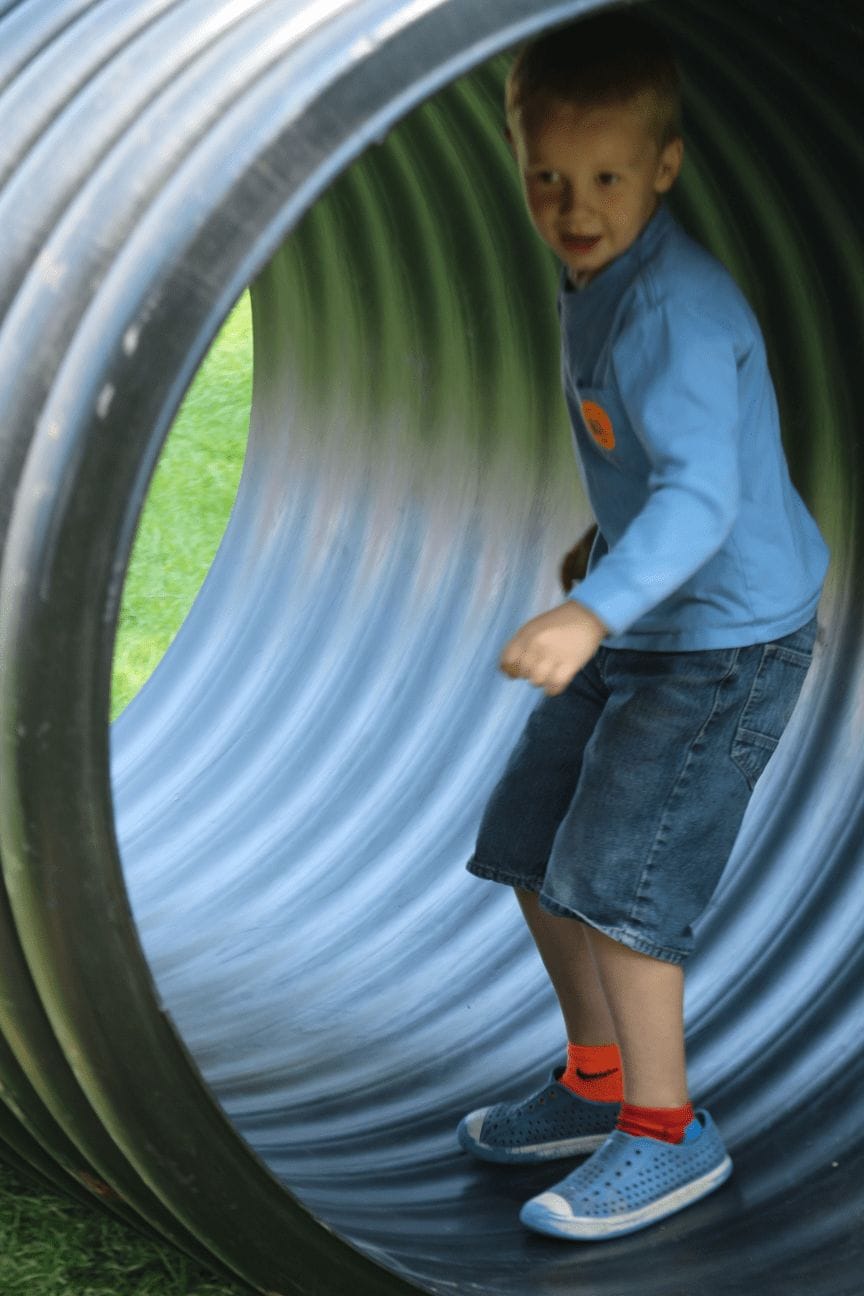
left=519, top=1109, right=732, bottom=1238
left=457, top=1066, right=620, bottom=1164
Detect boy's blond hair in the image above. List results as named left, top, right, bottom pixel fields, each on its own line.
left=506, top=10, right=683, bottom=150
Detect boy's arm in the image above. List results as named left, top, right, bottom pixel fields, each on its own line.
left=560, top=523, right=599, bottom=592
left=570, top=301, right=740, bottom=637
left=499, top=301, right=738, bottom=696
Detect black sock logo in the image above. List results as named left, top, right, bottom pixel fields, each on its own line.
left=576, top=1067, right=619, bottom=1082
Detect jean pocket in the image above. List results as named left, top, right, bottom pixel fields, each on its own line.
left=730, top=643, right=814, bottom=790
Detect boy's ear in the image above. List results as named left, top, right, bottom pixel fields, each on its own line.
left=656, top=135, right=684, bottom=192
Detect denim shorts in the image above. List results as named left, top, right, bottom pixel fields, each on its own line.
left=466, top=616, right=819, bottom=965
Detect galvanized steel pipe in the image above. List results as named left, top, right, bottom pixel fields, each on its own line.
left=0, top=1, right=862, bottom=1293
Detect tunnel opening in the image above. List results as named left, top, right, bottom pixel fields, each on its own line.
left=111, top=0, right=864, bottom=1288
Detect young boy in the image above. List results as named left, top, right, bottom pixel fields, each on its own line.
left=458, top=10, right=828, bottom=1241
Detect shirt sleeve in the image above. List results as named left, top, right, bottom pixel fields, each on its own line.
left=570, top=299, right=741, bottom=636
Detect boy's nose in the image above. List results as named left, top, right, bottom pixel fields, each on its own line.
left=558, top=183, right=588, bottom=217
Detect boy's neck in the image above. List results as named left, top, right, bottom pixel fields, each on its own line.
left=568, top=268, right=594, bottom=291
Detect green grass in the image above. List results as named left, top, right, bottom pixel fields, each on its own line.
left=0, top=297, right=256, bottom=1291
left=111, top=291, right=253, bottom=719
left=0, top=1160, right=250, bottom=1295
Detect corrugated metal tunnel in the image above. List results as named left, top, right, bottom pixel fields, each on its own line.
left=0, top=0, right=862, bottom=1293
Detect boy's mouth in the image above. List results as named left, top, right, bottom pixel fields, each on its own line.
left=563, top=234, right=601, bottom=254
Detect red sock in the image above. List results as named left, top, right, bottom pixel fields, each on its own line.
left=560, top=1042, right=623, bottom=1103
left=616, top=1101, right=695, bottom=1144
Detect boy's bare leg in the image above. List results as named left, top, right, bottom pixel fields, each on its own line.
left=515, top=888, right=617, bottom=1045
left=583, top=926, right=689, bottom=1107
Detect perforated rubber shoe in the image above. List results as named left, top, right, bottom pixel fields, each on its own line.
left=457, top=1066, right=620, bottom=1164
left=519, top=1109, right=732, bottom=1239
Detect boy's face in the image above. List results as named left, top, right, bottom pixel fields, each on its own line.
left=508, top=94, right=683, bottom=286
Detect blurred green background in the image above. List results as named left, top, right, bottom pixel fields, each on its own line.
left=111, top=292, right=253, bottom=719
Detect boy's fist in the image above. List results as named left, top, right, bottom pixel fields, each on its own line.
left=560, top=523, right=598, bottom=593
left=499, top=600, right=607, bottom=696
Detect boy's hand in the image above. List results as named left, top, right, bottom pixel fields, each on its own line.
left=500, top=601, right=608, bottom=696
left=560, top=523, right=599, bottom=593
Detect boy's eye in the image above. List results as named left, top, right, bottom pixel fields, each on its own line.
left=597, top=173, right=620, bottom=186
left=536, top=170, right=561, bottom=184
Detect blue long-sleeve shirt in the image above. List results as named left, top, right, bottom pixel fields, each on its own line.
left=560, top=201, right=829, bottom=650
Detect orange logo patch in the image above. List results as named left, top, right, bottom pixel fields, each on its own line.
left=581, top=400, right=615, bottom=451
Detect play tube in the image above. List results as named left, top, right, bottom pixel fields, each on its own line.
left=1, top=1, right=862, bottom=1292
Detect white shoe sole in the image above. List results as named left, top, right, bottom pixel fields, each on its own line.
left=521, top=1155, right=733, bottom=1238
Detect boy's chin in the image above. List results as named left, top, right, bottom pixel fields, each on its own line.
left=564, top=256, right=609, bottom=288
